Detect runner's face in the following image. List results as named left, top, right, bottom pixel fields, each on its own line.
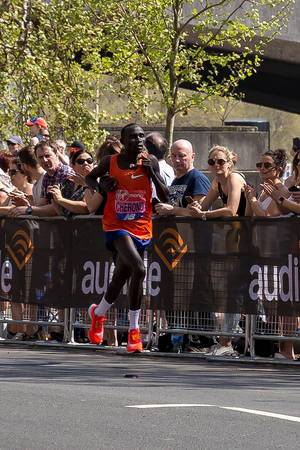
left=123, top=126, right=145, bottom=156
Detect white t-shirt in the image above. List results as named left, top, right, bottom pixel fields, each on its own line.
left=32, top=172, right=46, bottom=205
left=158, top=159, right=175, bottom=186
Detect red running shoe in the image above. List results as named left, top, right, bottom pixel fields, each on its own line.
left=88, top=304, right=105, bottom=345
left=127, top=328, right=143, bottom=353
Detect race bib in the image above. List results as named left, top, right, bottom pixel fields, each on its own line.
left=115, top=189, right=146, bottom=221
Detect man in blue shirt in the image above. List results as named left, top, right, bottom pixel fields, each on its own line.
left=155, top=139, right=210, bottom=215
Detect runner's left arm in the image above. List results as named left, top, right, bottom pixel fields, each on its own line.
left=142, top=155, right=169, bottom=202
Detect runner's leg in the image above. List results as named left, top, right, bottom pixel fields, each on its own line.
left=112, top=234, right=146, bottom=352
left=112, top=234, right=145, bottom=311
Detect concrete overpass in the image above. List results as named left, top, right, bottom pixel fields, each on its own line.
left=184, top=1, right=300, bottom=114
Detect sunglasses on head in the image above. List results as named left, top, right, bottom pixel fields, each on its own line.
left=207, top=158, right=227, bottom=166
left=256, top=162, right=275, bottom=169
left=75, top=157, right=93, bottom=165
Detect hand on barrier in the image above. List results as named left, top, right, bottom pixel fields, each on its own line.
left=155, top=203, right=174, bottom=216
left=8, top=206, right=27, bottom=216
left=9, top=191, right=31, bottom=207
left=187, top=201, right=202, bottom=216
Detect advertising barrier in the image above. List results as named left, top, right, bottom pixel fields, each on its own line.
left=0, top=216, right=299, bottom=316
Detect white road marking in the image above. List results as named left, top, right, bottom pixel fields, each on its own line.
left=126, top=404, right=300, bottom=423
left=222, top=407, right=300, bottom=423
left=127, top=404, right=215, bottom=409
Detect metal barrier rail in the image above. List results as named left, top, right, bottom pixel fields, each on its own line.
left=249, top=315, right=300, bottom=357
left=1, top=300, right=299, bottom=360
left=0, top=301, right=68, bottom=341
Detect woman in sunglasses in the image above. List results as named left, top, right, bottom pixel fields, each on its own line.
left=261, top=150, right=300, bottom=214
left=47, top=149, right=103, bottom=217
left=186, top=145, right=246, bottom=357
left=245, top=149, right=288, bottom=217
left=246, top=149, right=298, bottom=360
left=188, top=145, right=246, bottom=219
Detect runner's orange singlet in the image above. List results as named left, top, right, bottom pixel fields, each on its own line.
left=103, top=155, right=152, bottom=239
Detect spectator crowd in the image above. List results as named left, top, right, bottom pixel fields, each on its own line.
left=0, top=117, right=300, bottom=359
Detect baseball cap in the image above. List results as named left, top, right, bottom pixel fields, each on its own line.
left=6, top=135, right=23, bottom=145
left=26, top=116, right=48, bottom=129
left=69, top=140, right=85, bottom=151
left=292, top=137, right=300, bottom=152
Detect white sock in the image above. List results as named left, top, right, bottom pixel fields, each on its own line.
left=94, top=298, right=112, bottom=317
left=129, top=309, right=140, bottom=330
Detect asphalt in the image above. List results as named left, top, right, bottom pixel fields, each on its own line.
left=0, top=347, right=299, bottom=449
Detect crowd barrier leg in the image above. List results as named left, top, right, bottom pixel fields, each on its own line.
left=249, top=315, right=256, bottom=357
left=145, top=309, right=154, bottom=350
left=63, top=308, right=71, bottom=343
left=68, top=308, right=76, bottom=344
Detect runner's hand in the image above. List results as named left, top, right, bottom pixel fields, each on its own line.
left=99, top=175, right=118, bottom=192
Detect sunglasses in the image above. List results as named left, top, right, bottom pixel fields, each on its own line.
left=75, top=157, right=93, bottom=165
left=256, top=162, right=275, bottom=169
left=9, top=169, right=21, bottom=176
left=208, top=158, right=227, bottom=166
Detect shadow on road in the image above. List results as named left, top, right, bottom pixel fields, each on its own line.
left=0, top=347, right=299, bottom=391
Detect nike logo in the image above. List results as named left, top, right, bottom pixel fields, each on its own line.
left=131, top=174, right=144, bottom=179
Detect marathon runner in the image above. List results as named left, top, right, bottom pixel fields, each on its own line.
left=85, top=123, right=169, bottom=352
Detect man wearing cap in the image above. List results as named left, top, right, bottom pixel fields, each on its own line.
left=26, top=116, right=49, bottom=142
left=6, top=136, right=23, bottom=156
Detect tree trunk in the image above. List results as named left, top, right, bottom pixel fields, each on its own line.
left=165, top=109, right=176, bottom=148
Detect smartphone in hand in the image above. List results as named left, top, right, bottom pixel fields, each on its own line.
left=185, top=196, right=194, bottom=204
left=289, top=185, right=300, bottom=192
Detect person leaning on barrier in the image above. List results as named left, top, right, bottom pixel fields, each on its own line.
left=187, top=145, right=246, bottom=220
left=0, top=154, right=23, bottom=215
left=280, top=149, right=300, bottom=205
left=13, top=146, right=45, bottom=207
left=244, top=149, right=290, bottom=217
left=9, top=141, right=76, bottom=217
left=245, top=148, right=297, bottom=360
left=155, top=139, right=210, bottom=216
left=187, top=146, right=246, bottom=357
left=262, top=147, right=300, bottom=214
left=0, top=152, right=15, bottom=186
left=48, top=148, right=104, bottom=217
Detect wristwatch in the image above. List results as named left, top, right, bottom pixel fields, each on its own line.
left=25, top=206, right=33, bottom=215
left=278, top=196, right=285, bottom=204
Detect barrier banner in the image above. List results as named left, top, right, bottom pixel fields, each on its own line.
left=0, top=218, right=71, bottom=307
left=0, top=216, right=299, bottom=315
left=151, top=217, right=300, bottom=315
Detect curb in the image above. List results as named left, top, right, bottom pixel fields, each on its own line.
left=0, top=340, right=299, bottom=367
